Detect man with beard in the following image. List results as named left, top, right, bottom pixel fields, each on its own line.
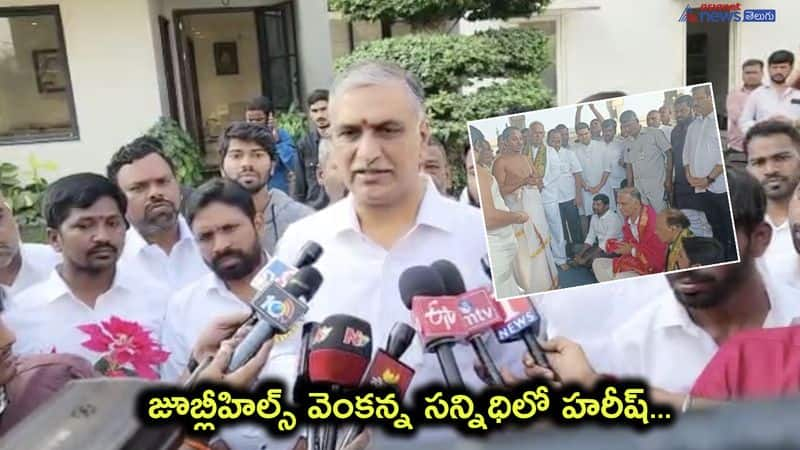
left=245, top=96, right=298, bottom=196
left=504, top=168, right=800, bottom=409
left=740, top=50, right=800, bottom=133
left=0, top=193, right=60, bottom=300
left=726, top=59, right=764, bottom=167
left=295, top=89, right=331, bottom=208
left=109, top=137, right=209, bottom=290
left=495, top=125, right=559, bottom=292
left=684, top=84, right=735, bottom=260
left=4, top=174, right=169, bottom=378
left=556, top=123, right=572, bottom=149
left=220, top=121, right=313, bottom=255
left=746, top=120, right=800, bottom=283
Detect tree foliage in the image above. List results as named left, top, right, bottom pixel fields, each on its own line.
left=329, top=0, right=549, bottom=26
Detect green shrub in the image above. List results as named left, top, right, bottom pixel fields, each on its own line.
left=146, top=117, right=205, bottom=186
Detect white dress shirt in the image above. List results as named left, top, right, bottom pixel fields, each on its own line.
left=531, top=145, right=563, bottom=204
left=683, top=114, right=727, bottom=194
left=660, top=125, right=674, bottom=144
left=584, top=210, right=623, bottom=249
left=5, top=266, right=169, bottom=378
left=119, top=215, right=210, bottom=291
left=607, top=268, right=800, bottom=394
left=739, top=84, right=800, bottom=133
left=0, top=243, right=60, bottom=300
left=534, top=275, right=669, bottom=374
left=555, top=148, right=582, bottom=203
left=607, top=137, right=629, bottom=185
left=266, top=176, right=525, bottom=449
left=761, top=215, right=796, bottom=282
left=576, top=140, right=614, bottom=214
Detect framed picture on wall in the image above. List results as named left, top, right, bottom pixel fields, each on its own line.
left=33, top=49, right=67, bottom=93
left=214, top=42, right=239, bottom=76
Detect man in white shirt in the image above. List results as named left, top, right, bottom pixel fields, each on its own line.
left=548, top=129, right=584, bottom=254
left=315, top=136, right=348, bottom=208
left=514, top=167, right=800, bottom=410
left=575, top=122, right=613, bottom=232
left=684, top=85, right=735, bottom=260
left=459, top=143, right=480, bottom=208
left=530, top=121, right=568, bottom=270
left=745, top=120, right=800, bottom=284
left=599, top=118, right=626, bottom=212
left=786, top=188, right=800, bottom=288
left=0, top=194, right=60, bottom=300
left=659, top=105, right=674, bottom=145
left=5, top=174, right=168, bottom=379
left=740, top=49, right=800, bottom=134
left=109, top=137, right=209, bottom=291
left=572, top=194, right=623, bottom=268
left=269, top=61, right=523, bottom=448
left=421, top=136, right=452, bottom=197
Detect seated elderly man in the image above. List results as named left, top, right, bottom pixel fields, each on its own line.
left=593, top=187, right=667, bottom=281
left=655, top=208, right=693, bottom=272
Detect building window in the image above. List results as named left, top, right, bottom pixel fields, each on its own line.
left=328, top=13, right=413, bottom=60
left=518, top=19, right=557, bottom=96
left=0, top=6, right=78, bottom=144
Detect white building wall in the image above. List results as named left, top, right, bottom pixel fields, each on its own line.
left=0, top=0, right=164, bottom=178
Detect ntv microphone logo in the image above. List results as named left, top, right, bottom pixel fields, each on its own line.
left=678, top=3, right=776, bottom=22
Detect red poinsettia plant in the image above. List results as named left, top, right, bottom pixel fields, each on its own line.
left=78, top=316, right=169, bottom=380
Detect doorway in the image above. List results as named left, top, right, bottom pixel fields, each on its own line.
left=174, top=3, right=300, bottom=164
left=686, top=20, right=730, bottom=128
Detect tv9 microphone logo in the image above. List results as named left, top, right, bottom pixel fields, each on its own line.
left=253, top=283, right=308, bottom=332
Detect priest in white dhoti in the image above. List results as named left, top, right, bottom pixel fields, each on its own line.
left=493, top=126, right=559, bottom=293
left=529, top=122, right=569, bottom=270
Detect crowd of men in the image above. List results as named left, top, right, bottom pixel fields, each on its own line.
left=0, top=49, right=799, bottom=449
left=475, top=83, right=741, bottom=296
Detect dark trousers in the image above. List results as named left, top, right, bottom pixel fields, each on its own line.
left=560, top=200, right=584, bottom=256
left=698, top=191, right=736, bottom=260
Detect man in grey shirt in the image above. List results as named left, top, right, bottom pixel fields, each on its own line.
left=621, top=110, right=673, bottom=213
left=219, top=122, right=314, bottom=255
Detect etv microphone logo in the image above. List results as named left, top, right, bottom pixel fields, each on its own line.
left=423, top=300, right=457, bottom=330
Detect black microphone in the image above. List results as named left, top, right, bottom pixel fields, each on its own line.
left=339, top=322, right=417, bottom=449
left=431, top=260, right=504, bottom=386
left=295, top=241, right=324, bottom=268
left=398, top=265, right=465, bottom=388
left=494, top=297, right=553, bottom=371
left=227, top=266, right=323, bottom=372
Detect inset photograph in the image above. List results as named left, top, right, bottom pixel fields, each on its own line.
left=468, top=83, right=739, bottom=299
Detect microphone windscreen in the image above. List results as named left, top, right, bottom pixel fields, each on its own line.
left=431, top=260, right=466, bottom=295
left=308, top=314, right=373, bottom=387
left=385, top=322, right=416, bottom=359
left=294, top=241, right=324, bottom=268
left=286, top=266, right=324, bottom=298
left=398, top=266, right=446, bottom=310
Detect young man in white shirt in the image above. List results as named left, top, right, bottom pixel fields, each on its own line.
left=598, top=118, right=626, bottom=212
left=5, top=174, right=168, bottom=379
left=745, top=120, right=800, bottom=284
left=740, top=50, right=800, bottom=134
left=659, top=105, right=674, bottom=145
left=572, top=194, right=623, bottom=268
left=0, top=194, right=60, bottom=300
left=548, top=129, right=584, bottom=253
left=270, top=61, right=524, bottom=449
left=109, top=137, right=209, bottom=291
left=510, top=167, right=800, bottom=410
left=575, top=122, right=613, bottom=232
left=684, top=85, right=735, bottom=260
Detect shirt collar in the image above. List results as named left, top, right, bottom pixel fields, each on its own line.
left=125, top=214, right=194, bottom=255
left=765, top=214, right=789, bottom=231
left=328, top=175, right=457, bottom=236
left=40, top=266, right=136, bottom=304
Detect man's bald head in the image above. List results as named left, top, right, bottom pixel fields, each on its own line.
left=529, top=121, right=545, bottom=147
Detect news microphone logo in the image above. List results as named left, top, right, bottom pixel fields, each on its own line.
left=494, top=297, right=541, bottom=343
left=252, top=283, right=309, bottom=333
left=343, top=327, right=371, bottom=348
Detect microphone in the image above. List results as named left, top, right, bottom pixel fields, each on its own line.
left=339, top=322, right=416, bottom=449
left=227, top=266, right=323, bottom=372
left=297, top=321, right=320, bottom=450
left=398, top=265, right=466, bottom=388
left=307, top=315, right=373, bottom=450
left=251, top=241, right=323, bottom=290
left=493, top=297, right=552, bottom=370
left=431, top=260, right=504, bottom=386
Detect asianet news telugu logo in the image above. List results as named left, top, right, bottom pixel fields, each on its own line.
left=678, top=3, right=776, bottom=22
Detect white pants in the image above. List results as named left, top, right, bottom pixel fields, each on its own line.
left=488, top=239, right=523, bottom=299
left=592, top=257, right=639, bottom=283
left=543, top=201, right=567, bottom=265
